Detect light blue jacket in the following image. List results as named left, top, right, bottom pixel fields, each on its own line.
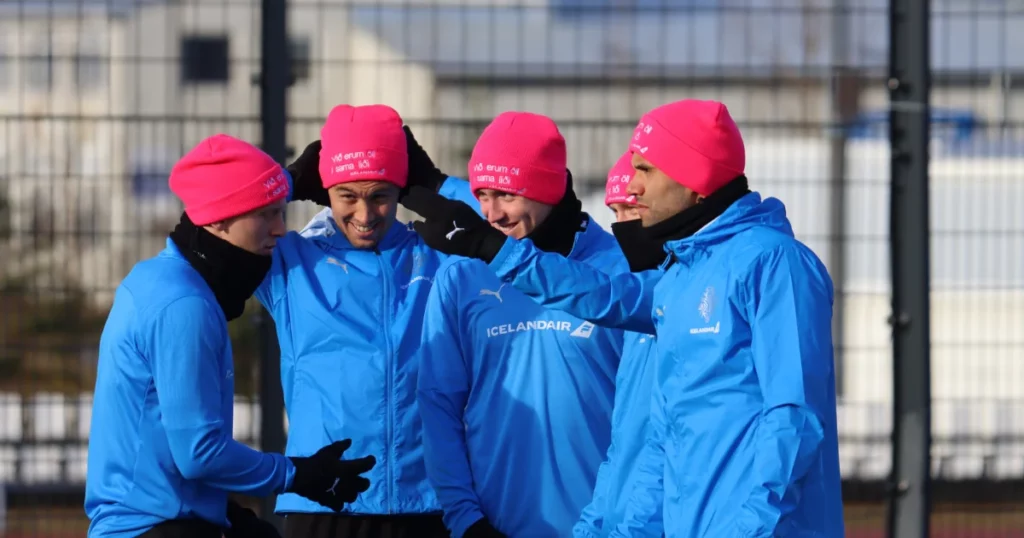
left=573, top=329, right=659, bottom=538
left=86, top=240, right=295, bottom=538
left=257, top=210, right=445, bottom=516
left=485, top=234, right=664, bottom=538
left=487, top=193, right=844, bottom=537
left=417, top=219, right=628, bottom=538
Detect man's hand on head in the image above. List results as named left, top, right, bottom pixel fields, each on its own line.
left=401, top=186, right=506, bottom=262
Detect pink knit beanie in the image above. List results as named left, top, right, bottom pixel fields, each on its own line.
left=169, top=134, right=290, bottom=226
left=468, top=111, right=567, bottom=205
left=630, top=99, right=745, bottom=196
left=319, top=104, right=408, bottom=189
left=604, top=151, right=636, bottom=206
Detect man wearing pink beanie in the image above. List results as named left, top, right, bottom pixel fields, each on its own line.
left=85, top=134, right=376, bottom=538
left=252, top=105, right=457, bottom=538
left=404, top=111, right=628, bottom=538
left=403, top=100, right=843, bottom=537
left=603, top=151, right=639, bottom=222
left=570, top=151, right=668, bottom=538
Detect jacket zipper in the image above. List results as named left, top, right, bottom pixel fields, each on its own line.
left=376, top=248, right=395, bottom=513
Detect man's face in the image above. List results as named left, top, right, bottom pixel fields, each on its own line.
left=329, top=180, right=400, bottom=249
left=628, top=153, right=701, bottom=227
left=207, top=199, right=287, bottom=255
left=608, top=202, right=640, bottom=223
left=476, top=189, right=554, bottom=239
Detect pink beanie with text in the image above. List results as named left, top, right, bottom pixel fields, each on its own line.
left=319, top=104, right=408, bottom=189
left=468, top=111, right=567, bottom=205
left=169, top=134, right=290, bottom=226
left=630, top=99, right=745, bottom=196
left=604, top=151, right=636, bottom=206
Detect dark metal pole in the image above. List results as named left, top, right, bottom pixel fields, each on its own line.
left=258, top=0, right=289, bottom=528
left=885, top=0, right=932, bottom=535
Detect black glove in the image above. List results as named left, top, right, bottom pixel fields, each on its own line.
left=223, top=499, right=281, bottom=538
left=400, top=186, right=506, bottom=263
left=286, top=140, right=331, bottom=207
left=464, top=518, right=507, bottom=538
left=402, top=125, right=449, bottom=198
left=286, top=439, right=376, bottom=511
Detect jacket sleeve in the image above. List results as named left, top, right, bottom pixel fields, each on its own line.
left=732, top=246, right=833, bottom=536
left=417, top=277, right=486, bottom=538
left=488, top=237, right=658, bottom=334
left=608, top=374, right=666, bottom=538
left=151, top=296, right=295, bottom=496
left=572, top=439, right=616, bottom=538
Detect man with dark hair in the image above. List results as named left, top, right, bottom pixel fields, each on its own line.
left=403, top=100, right=844, bottom=537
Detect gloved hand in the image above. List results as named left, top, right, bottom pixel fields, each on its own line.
left=402, top=125, right=449, bottom=198
left=223, top=499, right=281, bottom=538
left=464, top=518, right=507, bottom=538
left=286, top=140, right=331, bottom=207
left=400, top=185, right=507, bottom=263
left=286, top=439, right=376, bottom=511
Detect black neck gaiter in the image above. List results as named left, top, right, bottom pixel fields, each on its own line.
left=644, top=175, right=751, bottom=245
left=610, top=219, right=669, bottom=272
left=168, top=213, right=273, bottom=321
left=525, top=170, right=587, bottom=257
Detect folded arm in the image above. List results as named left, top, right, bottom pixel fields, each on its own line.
left=152, top=297, right=294, bottom=496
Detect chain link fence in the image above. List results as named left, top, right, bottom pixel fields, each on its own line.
left=0, top=0, right=1020, bottom=536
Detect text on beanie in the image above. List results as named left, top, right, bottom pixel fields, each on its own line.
left=630, top=99, right=745, bottom=197
left=168, top=133, right=290, bottom=226
left=469, top=111, right=567, bottom=206
left=319, top=104, right=409, bottom=189
left=604, top=150, right=636, bottom=206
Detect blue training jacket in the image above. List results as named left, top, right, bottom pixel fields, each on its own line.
left=573, top=330, right=659, bottom=538
left=485, top=234, right=664, bottom=538
left=417, top=218, right=627, bottom=538
left=487, top=193, right=844, bottom=537
left=256, top=208, right=446, bottom=516
left=85, top=240, right=295, bottom=538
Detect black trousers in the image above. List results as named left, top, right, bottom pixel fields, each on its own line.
left=138, top=519, right=222, bottom=538
left=283, top=513, right=449, bottom=538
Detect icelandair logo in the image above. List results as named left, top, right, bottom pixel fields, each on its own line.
left=689, top=321, right=721, bottom=335
left=486, top=320, right=596, bottom=339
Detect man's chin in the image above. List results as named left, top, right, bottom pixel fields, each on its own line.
left=491, top=223, right=527, bottom=239
left=346, top=235, right=381, bottom=249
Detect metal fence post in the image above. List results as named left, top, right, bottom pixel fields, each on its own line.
left=886, top=0, right=932, bottom=535
left=258, top=0, right=290, bottom=528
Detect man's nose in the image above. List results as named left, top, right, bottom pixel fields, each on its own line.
left=480, top=201, right=502, bottom=223
left=626, top=176, right=644, bottom=197
left=270, top=212, right=287, bottom=237
left=352, top=200, right=374, bottom=223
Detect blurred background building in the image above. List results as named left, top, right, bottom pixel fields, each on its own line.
left=0, top=0, right=1021, bottom=536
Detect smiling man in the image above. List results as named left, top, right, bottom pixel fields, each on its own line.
left=412, top=112, right=627, bottom=538
left=401, top=100, right=843, bottom=538
left=254, top=105, right=454, bottom=538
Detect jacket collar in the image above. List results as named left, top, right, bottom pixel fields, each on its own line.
left=301, top=208, right=411, bottom=253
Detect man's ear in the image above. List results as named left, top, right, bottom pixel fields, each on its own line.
left=690, top=187, right=705, bottom=205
